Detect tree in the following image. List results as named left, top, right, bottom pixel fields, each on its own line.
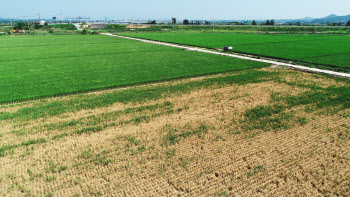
left=147, top=20, right=157, bottom=24
left=204, top=20, right=211, bottom=25
left=34, top=23, right=42, bottom=29
left=252, top=20, right=257, bottom=25
left=82, top=28, right=89, bottom=35
left=171, top=17, right=177, bottom=25
left=266, top=20, right=271, bottom=25
left=347, top=21, right=350, bottom=26
left=270, top=19, right=275, bottom=26
left=14, top=22, right=26, bottom=30
left=183, top=19, right=189, bottom=25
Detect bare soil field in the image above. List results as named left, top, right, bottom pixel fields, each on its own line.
left=0, top=68, right=349, bottom=196
left=126, top=25, right=151, bottom=29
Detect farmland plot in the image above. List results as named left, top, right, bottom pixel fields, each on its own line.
left=121, top=33, right=350, bottom=72
left=0, top=68, right=349, bottom=196
left=0, top=35, right=267, bottom=104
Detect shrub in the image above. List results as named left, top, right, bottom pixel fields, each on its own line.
left=82, top=29, right=88, bottom=35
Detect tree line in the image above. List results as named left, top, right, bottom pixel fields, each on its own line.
left=172, top=18, right=350, bottom=26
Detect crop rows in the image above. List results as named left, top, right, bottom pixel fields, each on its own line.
left=121, top=33, right=350, bottom=72
left=0, top=35, right=268, bottom=104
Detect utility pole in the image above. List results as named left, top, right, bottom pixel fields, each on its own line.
left=314, top=23, right=317, bottom=33
left=26, top=17, right=30, bottom=31
left=172, top=17, right=174, bottom=30
left=212, top=19, right=215, bottom=33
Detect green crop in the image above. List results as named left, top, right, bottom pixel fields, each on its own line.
left=0, top=35, right=267, bottom=104
left=0, top=70, right=277, bottom=121
left=121, top=33, right=350, bottom=72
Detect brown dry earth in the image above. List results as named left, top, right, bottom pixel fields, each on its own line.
left=126, top=25, right=151, bottom=29
left=0, top=68, right=349, bottom=196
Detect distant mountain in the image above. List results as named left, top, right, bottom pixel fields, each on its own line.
left=300, top=17, right=315, bottom=21
left=273, top=14, right=349, bottom=24
left=324, top=14, right=338, bottom=19
left=275, top=17, right=314, bottom=23
left=312, top=14, right=350, bottom=23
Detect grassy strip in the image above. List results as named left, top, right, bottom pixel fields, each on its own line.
left=276, top=86, right=350, bottom=113
left=76, top=126, right=105, bottom=135
left=52, top=133, right=69, bottom=140
left=9, top=101, right=174, bottom=138
left=241, top=104, right=294, bottom=131
left=240, top=77, right=350, bottom=132
left=0, top=138, right=46, bottom=157
left=1, top=70, right=277, bottom=121
left=162, top=123, right=209, bottom=146
left=2, top=101, right=175, bottom=157
left=74, top=101, right=175, bottom=135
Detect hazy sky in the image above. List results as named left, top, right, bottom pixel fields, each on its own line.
left=1, top=0, right=349, bottom=20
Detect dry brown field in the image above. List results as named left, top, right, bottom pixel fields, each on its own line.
left=0, top=68, right=349, bottom=196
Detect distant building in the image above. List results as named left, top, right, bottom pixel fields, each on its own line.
left=39, top=21, right=46, bottom=25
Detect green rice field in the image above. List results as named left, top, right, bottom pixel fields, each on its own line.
left=121, top=33, right=350, bottom=72
left=0, top=35, right=267, bottom=104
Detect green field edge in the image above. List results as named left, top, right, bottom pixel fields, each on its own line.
left=119, top=34, right=350, bottom=73
left=0, top=66, right=267, bottom=106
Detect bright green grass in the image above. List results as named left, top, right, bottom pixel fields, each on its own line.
left=122, top=33, right=328, bottom=48
left=0, top=35, right=267, bottom=104
left=121, top=33, right=350, bottom=72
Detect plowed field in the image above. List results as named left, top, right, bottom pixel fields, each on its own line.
left=0, top=68, right=349, bottom=196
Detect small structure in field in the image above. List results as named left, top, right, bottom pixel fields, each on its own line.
left=224, top=46, right=232, bottom=52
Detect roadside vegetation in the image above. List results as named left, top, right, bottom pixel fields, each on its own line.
left=3, top=23, right=350, bottom=37
left=102, top=24, right=350, bottom=34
